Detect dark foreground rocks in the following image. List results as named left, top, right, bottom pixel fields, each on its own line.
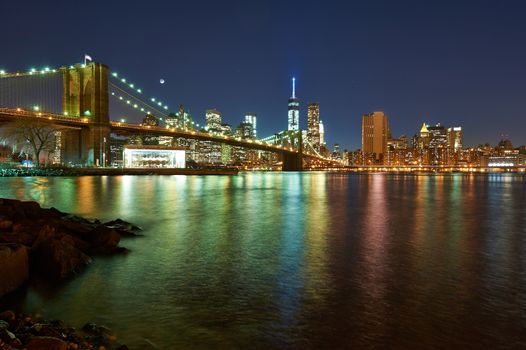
left=0, top=310, right=129, bottom=350
left=0, top=198, right=141, bottom=293
left=0, top=245, right=28, bottom=298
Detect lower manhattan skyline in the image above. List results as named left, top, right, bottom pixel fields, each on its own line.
left=2, top=0, right=526, bottom=149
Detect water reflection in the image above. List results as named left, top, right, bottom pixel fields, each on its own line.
left=0, top=173, right=525, bottom=348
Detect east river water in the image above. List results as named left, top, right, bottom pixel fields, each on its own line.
left=0, top=173, right=525, bottom=349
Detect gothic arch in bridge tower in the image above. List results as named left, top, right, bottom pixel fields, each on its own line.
left=60, top=62, right=110, bottom=166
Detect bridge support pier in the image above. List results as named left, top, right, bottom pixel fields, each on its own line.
left=281, top=130, right=303, bottom=171
left=282, top=152, right=303, bottom=171
left=61, top=125, right=109, bottom=166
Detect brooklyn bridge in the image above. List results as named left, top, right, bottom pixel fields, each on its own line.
left=0, top=62, right=339, bottom=171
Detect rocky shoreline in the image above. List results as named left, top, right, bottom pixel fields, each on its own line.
left=0, top=310, right=129, bottom=349
left=0, top=198, right=141, bottom=349
left=0, top=167, right=239, bottom=177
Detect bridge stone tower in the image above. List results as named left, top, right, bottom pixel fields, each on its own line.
left=61, top=62, right=110, bottom=166
left=282, top=131, right=303, bottom=171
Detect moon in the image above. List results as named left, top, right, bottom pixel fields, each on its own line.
left=160, top=79, right=165, bottom=84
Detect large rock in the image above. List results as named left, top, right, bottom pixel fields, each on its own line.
left=0, top=244, right=29, bottom=297
left=26, top=336, right=69, bottom=350
left=104, top=218, right=142, bottom=235
left=31, top=226, right=91, bottom=278
left=84, top=225, right=121, bottom=254
left=0, top=205, right=14, bottom=218
left=20, top=201, right=42, bottom=219
left=0, top=199, right=26, bottom=219
left=0, top=217, right=13, bottom=231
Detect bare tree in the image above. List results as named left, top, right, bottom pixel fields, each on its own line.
left=1, top=119, right=59, bottom=167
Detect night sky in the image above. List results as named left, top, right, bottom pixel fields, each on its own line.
left=2, top=0, right=526, bottom=149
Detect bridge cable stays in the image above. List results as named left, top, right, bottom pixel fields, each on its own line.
left=109, top=71, right=170, bottom=110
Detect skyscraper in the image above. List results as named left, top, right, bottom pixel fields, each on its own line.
left=205, top=109, right=222, bottom=132
left=319, top=120, right=325, bottom=145
left=244, top=113, right=257, bottom=138
left=287, top=77, right=299, bottom=131
left=362, top=111, right=389, bottom=162
left=307, top=102, right=320, bottom=148
left=428, top=123, right=448, bottom=148
left=447, top=127, right=463, bottom=150
left=204, top=109, right=223, bottom=163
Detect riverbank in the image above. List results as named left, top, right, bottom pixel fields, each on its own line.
left=0, top=167, right=239, bottom=177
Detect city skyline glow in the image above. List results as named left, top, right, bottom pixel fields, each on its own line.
left=1, top=0, right=526, bottom=150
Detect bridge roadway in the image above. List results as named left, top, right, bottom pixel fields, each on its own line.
left=0, top=108, right=334, bottom=164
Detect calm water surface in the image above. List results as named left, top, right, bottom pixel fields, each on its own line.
left=0, top=173, right=525, bottom=349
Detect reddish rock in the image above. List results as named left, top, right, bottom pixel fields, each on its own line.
left=85, top=225, right=121, bottom=254
left=0, top=232, right=36, bottom=246
left=41, top=207, right=66, bottom=219
left=0, top=205, right=14, bottom=218
left=60, top=219, right=92, bottom=235
left=31, top=230, right=92, bottom=278
left=2, top=199, right=26, bottom=219
left=0, top=310, right=16, bottom=322
left=20, top=201, right=42, bottom=218
left=0, top=217, right=13, bottom=231
left=0, top=244, right=29, bottom=297
left=26, top=336, right=69, bottom=350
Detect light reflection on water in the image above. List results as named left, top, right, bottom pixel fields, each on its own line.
left=0, top=173, right=525, bottom=349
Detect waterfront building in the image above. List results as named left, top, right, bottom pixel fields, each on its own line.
left=480, top=154, right=525, bottom=167
left=307, top=103, right=321, bottom=149
left=362, top=111, right=389, bottom=163
left=288, top=78, right=299, bottom=131
left=123, top=145, right=186, bottom=168
left=244, top=113, right=257, bottom=138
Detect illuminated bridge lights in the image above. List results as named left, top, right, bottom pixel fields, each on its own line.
left=111, top=71, right=170, bottom=110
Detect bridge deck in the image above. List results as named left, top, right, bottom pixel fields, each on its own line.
left=0, top=108, right=337, bottom=163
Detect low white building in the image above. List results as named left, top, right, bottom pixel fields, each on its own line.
left=123, top=145, right=186, bottom=168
